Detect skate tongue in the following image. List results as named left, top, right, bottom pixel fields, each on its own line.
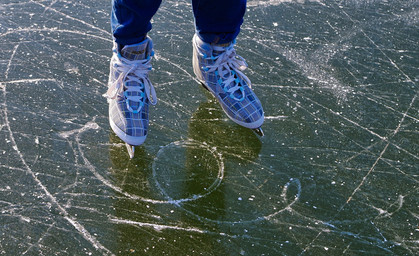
left=120, top=38, right=151, bottom=61
left=212, top=41, right=234, bottom=57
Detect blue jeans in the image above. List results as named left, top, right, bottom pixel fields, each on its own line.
left=111, top=0, right=246, bottom=46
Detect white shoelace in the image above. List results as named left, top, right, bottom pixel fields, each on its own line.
left=104, top=53, right=157, bottom=113
left=203, top=46, right=251, bottom=101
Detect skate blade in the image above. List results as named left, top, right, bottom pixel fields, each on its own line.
left=198, top=81, right=210, bottom=92
left=253, top=127, right=264, bottom=137
left=125, top=143, right=135, bottom=159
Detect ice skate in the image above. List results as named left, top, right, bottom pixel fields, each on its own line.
left=192, top=34, right=264, bottom=133
left=104, top=37, right=157, bottom=158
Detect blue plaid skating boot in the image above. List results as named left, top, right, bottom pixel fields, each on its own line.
left=104, top=37, right=157, bottom=158
left=192, top=34, right=264, bottom=136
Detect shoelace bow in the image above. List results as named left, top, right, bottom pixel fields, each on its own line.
left=104, top=53, right=157, bottom=113
left=203, top=46, right=251, bottom=101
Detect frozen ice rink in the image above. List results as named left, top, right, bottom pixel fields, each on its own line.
left=1, top=0, right=418, bottom=255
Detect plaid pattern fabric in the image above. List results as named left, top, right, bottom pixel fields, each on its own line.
left=192, top=35, right=264, bottom=129
left=107, top=38, right=155, bottom=145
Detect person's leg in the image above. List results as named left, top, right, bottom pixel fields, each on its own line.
left=192, top=0, right=246, bottom=44
left=111, top=0, right=162, bottom=47
left=191, top=0, right=264, bottom=131
left=107, top=0, right=161, bottom=157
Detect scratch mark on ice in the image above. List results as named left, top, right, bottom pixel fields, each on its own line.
left=1, top=84, right=114, bottom=255
left=5, top=44, right=19, bottom=79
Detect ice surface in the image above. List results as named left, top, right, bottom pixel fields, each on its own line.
left=0, top=0, right=418, bottom=255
